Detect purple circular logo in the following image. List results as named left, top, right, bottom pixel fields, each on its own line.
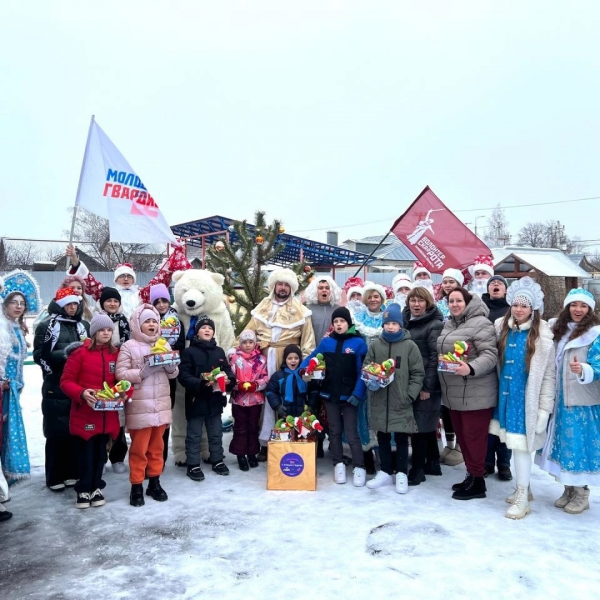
left=280, top=452, right=304, bottom=477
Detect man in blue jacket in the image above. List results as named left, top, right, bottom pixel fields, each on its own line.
left=301, top=307, right=368, bottom=487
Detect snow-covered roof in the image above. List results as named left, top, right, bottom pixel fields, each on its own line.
left=491, top=246, right=589, bottom=278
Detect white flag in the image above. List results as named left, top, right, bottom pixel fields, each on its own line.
left=75, top=118, right=177, bottom=244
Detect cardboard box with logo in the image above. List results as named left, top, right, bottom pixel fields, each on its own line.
left=267, top=441, right=317, bottom=491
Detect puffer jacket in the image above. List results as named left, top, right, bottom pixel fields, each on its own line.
left=116, top=304, right=178, bottom=430
left=33, top=301, right=90, bottom=438
left=403, top=304, right=444, bottom=432
left=60, top=339, right=121, bottom=441
left=364, top=331, right=425, bottom=433
left=437, top=293, right=498, bottom=411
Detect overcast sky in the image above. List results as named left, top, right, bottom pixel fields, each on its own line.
left=1, top=1, right=599, bottom=252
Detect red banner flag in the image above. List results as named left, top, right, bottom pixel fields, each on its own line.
left=391, top=186, right=491, bottom=273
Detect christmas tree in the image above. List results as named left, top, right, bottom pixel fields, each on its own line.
left=206, top=211, right=315, bottom=334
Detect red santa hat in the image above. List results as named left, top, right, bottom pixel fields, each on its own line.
left=391, top=273, right=413, bottom=294
left=412, top=261, right=431, bottom=280
left=55, top=286, right=81, bottom=308
left=114, top=263, right=136, bottom=283
left=468, top=255, right=494, bottom=278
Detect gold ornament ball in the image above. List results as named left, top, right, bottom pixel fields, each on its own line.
left=278, top=226, right=285, bottom=234
left=215, top=241, right=225, bottom=251
left=228, top=295, right=236, bottom=303
left=255, top=235, right=264, bottom=245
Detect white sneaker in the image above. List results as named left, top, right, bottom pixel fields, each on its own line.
left=48, top=483, right=65, bottom=491
left=334, top=462, right=347, bottom=484
left=63, top=479, right=77, bottom=487
left=112, top=462, right=127, bottom=474
left=366, top=470, right=393, bottom=489
left=353, top=467, right=366, bottom=487
left=396, top=473, right=408, bottom=494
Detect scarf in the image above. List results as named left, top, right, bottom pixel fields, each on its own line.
left=106, top=311, right=130, bottom=343
left=40, top=314, right=87, bottom=375
left=381, top=329, right=405, bottom=343
left=283, top=367, right=307, bottom=404
left=186, top=315, right=198, bottom=341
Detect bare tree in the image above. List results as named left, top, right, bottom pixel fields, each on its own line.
left=0, top=239, right=53, bottom=270
left=484, top=205, right=511, bottom=247
left=517, top=222, right=548, bottom=247
left=64, top=208, right=165, bottom=271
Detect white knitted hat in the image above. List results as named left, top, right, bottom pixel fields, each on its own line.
left=392, top=273, right=412, bottom=293
left=442, top=268, right=464, bottom=287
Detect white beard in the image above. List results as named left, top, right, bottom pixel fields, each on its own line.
left=470, top=279, right=488, bottom=297
left=394, top=293, right=408, bottom=309
left=413, top=279, right=434, bottom=293
left=117, top=285, right=142, bottom=319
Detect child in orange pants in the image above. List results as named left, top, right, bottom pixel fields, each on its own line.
left=116, top=304, right=178, bottom=507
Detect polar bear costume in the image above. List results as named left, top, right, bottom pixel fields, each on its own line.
left=170, top=269, right=236, bottom=465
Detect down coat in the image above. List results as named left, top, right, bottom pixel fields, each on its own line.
left=364, top=331, right=425, bottom=433
left=489, top=318, right=556, bottom=452
left=60, top=339, right=121, bottom=441
left=116, top=304, right=178, bottom=430
left=437, top=293, right=498, bottom=411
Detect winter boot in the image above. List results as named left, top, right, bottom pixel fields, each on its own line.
left=247, top=454, right=259, bottom=468
left=506, top=485, right=534, bottom=504
left=424, top=460, right=442, bottom=476
left=146, top=477, right=168, bottom=502
left=452, top=476, right=486, bottom=501
left=187, top=465, right=205, bottom=481
left=554, top=485, right=575, bottom=508
left=452, top=472, right=473, bottom=491
left=564, top=487, right=590, bottom=514
left=237, top=456, right=250, bottom=472
left=497, top=465, right=513, bottom=481
left=484, top=464, right=495, bottom=477
left=505, top=485, right=530, bottom=519
left=212, top=461, right=230, bottom=476
left=407, top=469, right=426, bottom=486
left=257, top=446, right=268, bottom=462
left=443, top=445, right=464, bottom=466
left=130, top=484, right=145, bottom=507
left=363, top=450, right=376, bottom=475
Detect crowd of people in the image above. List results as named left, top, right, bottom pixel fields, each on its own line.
left=1, top=249, right=599, bottom=523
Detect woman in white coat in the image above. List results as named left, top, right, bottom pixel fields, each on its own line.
left=490, top=277, right=555, bottom=519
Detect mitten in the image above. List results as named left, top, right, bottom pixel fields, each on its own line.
left=277, top=404, right=288, bottom=418
left=140, top=364, right=154, bottom=380
left=347, top=395, right=360, bottom=407
left=535, top=410, right=550, bottom=435
left=164, top=364, right=178, bottom=375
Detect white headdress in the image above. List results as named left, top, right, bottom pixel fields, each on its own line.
left=506, top=276, right=544, bottom=314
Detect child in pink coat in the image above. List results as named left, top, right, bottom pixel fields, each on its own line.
left=228, top=330, right=269, bottom=471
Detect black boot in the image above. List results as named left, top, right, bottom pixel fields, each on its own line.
left=317, top=438, right=324, bottom=459
left=146, top=477, right=168, bottom=502
left=452, top=473, right=473, bottom=491
left=452, top=476, right=486, bottom=500
left=187, top=464, right=205, bottom=481
left=257, top=446, right=268, bottom=463
left=237, top=456, right=250, bottom=471
left=497, top=466, right=513, bottom=481
left=363, top=450, right=376, bottom=475
left=424, top=460, right=442, bottom=476
left=408, top=468, right=426, bottom=486
left=247, top=454, right=259, bottom=468
left=130, top=483, right=145, bottom=507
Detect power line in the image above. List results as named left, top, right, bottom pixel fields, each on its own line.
left=289, top=194, right=600, bottom=234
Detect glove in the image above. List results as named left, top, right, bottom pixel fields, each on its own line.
left=365, top=379, right=380, bottom=392
left=237, top=382, right=257, bottom=393
left=347, top=395, right=360, bottom=407
left=164, top=364, right=178, bottom=375
left=277, top=404, right=288, bottom=418
left=535, top=410, right=550, bottom=435
left=140, top=364, right=154, bottom=380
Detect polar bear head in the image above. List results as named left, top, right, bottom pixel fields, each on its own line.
left=172, top=269, right=226, bottom=317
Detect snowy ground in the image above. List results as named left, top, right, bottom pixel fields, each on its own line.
left=2, top=367, right=600, bottom=599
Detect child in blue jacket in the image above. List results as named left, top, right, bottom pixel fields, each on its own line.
left=300, top=307, right=368, bottom=487
left=266, top=345, right=308, bottom=419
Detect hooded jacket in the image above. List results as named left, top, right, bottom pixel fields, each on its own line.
left=437, top=293, right=498, bottom=411
left=116, top=304, right=177, bottom=430
left=60, top=339, right=121, bottom=441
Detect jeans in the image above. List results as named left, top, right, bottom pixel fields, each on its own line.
left=485, top=433, right=512, bottom=468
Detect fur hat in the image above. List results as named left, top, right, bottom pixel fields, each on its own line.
left=150, top=283, right=170, bottom=305
left=564, top=288, right=596, bottom=311
left=100, top=287, right=121, bottom=307
left=442, top=268, right=464, bottom=287
left=392, top=273, right=412, bottom=294
left=89, top=313, right=116, bottom=337
left=382, top=303, right=403, bottom=326
left=303, top=275, right=341, bottom=306
left=268, top=268, right=299, bottom=295
left=195, top=315, right=216, bottom=333
left=412, top=261, right=431, bottom=280
left=331, top=306, right=353, bottom=328
left=469, top=255, right=494, bottom=278
left=55, top=287, right=81, bottom=308
left=114, top=263, right=136, bottom=283
left=361, top=281, right=387, bottom=306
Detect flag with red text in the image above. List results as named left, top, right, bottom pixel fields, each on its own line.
left=391, top=186, right=490, bottom=273
left=75, top=119, right=177, bottom=244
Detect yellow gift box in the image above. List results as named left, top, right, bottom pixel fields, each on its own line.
left=267, top=441, right=317, bottom=491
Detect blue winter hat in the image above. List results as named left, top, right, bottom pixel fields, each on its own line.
left=564, top=288, right=596, bottom=311
left=382, top=303, right=403, bottom=326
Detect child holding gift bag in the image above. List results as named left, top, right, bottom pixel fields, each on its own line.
left=228, top=330, right=269, bottom=471
left=60, top=314, right=122, bottom=509
left=116, top=304, right=178, bottom=507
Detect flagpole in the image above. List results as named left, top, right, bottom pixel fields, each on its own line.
left=351, top=230, right=392, bottom=278
left=66, top=114, right=95, bottom=269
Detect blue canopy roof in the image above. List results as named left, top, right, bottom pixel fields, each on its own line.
left=171, top=215, right=372, bottom=267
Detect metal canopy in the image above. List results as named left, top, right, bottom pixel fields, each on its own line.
left=171, top=215, right=373, bottom=267
left=492, top=246, right=589, bottom=278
